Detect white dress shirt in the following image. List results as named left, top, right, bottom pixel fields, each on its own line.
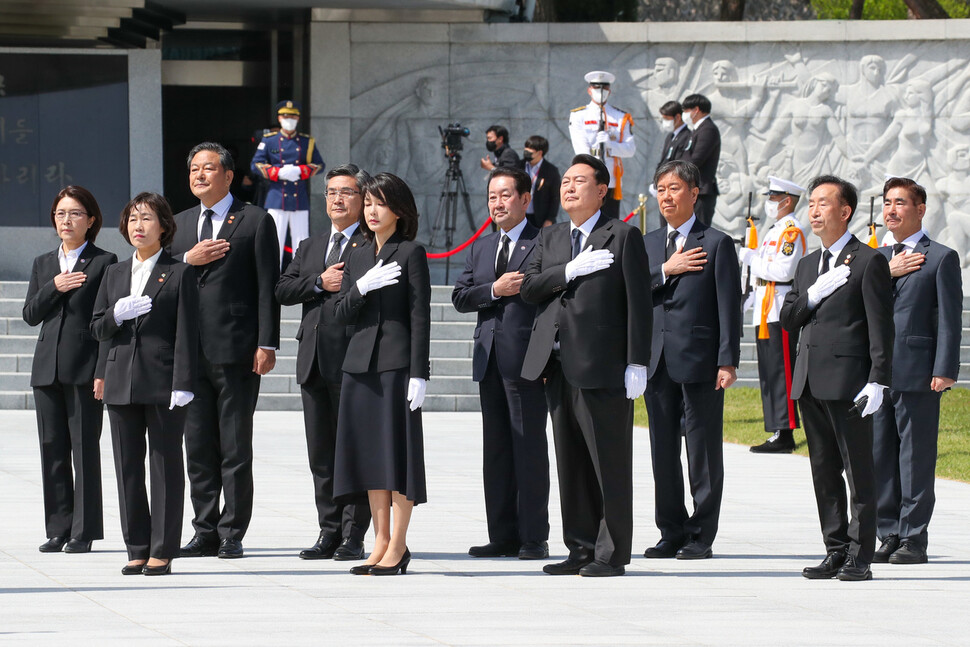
left=569, top=210, right=601, bottom=252
left=327, top=221, right=358, bottom=261
left=130, top=248, right=162, bottom=297
left=890, top=229, right=925, bottom=255
left=490, top=217, right=529, bottom=300
left=660, top=214, right=697, bottom=284
left=524, top=159, right=543, bottom=215
left=196, top=193, right=234, bottom=241
left=58, top=241, right=88, bottom=273
left=817, top=229, right=853, bottom=274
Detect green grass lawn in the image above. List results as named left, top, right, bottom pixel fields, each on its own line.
left=634, top=387, right=970, bottom=483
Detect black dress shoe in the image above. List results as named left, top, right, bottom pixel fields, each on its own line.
left=579, top=561, right=625, bottom=577
left=802, top=550, right=847, bottom=579
left=39, top=536, right=67, bottom=553
left=837, top=554, right=872, bottom=581
left=217, top=538, right=244, bottom=559
left=468, top=540, right=521, bottom=558
left=180, top=535, right=219, bottom=558
left=300, top=532, right=340, bottom=560
left=64, top=538, right=92, bottom=553
left=370, top=548, right=411, bottom=576
left=889, top=540, right=927, bottom=564
left=333, top=536, right=365, bottom=561
left=542, top=556, right=592, bottom=575
left=873, top=534, right=900, bottom=563
left=122, top=562, right=146, bottom=575
left=676, top=541, right=713, bottom=560
left=750, top=430, right=795, bottom=453
left=143, top=560, right=172, bottom=576
left=643, top=539, right=683, bottom=559
left=518, top=541, right=549, bottom=560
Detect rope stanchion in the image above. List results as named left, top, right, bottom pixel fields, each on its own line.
left=426, top=217, right=493, bottom=259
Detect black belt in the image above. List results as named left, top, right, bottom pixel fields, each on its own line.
left=756, top=279, right=793, bottom=287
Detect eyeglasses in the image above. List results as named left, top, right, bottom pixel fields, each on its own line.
left=325, top=188, right=360, bottom=199
left=54, top=210, right=88, bottom=222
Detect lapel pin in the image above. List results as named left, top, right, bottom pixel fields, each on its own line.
left=352, top=242, right=358, bottom=247
left=158, top=277, right=164, bottom=282
left=843, top=254, right=852, bottom=265
left=520, top=245, right=526, bottom=250
left=80, top=259, right=87, bottom=264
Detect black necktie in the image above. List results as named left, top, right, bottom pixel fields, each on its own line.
left=665, top=230, right=679, bottom=261
left=326, top=232, right=344, bottom=268
left=200, top=209, right=214, bottom=242
left=892, top=243, right=905, bottom=257
left=821, top=249, right=832, bottom=274
left=571, top=229, right=583, bottom=260
left=496, top=234, right=510, bottom=277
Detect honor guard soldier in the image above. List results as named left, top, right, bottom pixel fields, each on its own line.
left=568, top=71, right=635, bottom=220
left=738, top=176, right=807, bottom=453
left=251, top=100, right=325, bottom=269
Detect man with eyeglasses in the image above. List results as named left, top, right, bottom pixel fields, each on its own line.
left=275, top=164, right=372, bottom=562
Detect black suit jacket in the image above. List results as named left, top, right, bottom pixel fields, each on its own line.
left=644, top=220, right=742, bottom=382
left=90, top=252, right=200, bottom=406
left=520, top=215, right=652, bottom=389
left=493, top=144, right=521, bottom=169
left=333, top=233, right=431, bottom=379
left=781, top=235, right=893, bottom=401
left=169, top=197, right=280, bottom=365
left=276, top=227, right=367, bottom=384
left=878, top=236, right=961, bottom=392
left=658, top=126, right=690, bottom=170
left=452, top=223, right=540, bottom=382
left=518, top=160, right=561, bottom=228
left=683, top=118, right=721, bottom=197
left=23, top=244, right=117, bottom=387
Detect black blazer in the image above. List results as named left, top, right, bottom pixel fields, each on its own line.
left=276, top=227, right=367, bottom=384
left=781, top=235, right=893, bottom=401
left=332, top=233, right=431, bottom=379
left=90, top=252, right=200, bottom=406
left=658, top=126, right=690, bottom=169
left=23, top=244, right=117, bottom=387
left=683, top=118, right=721, bottom=196
left=520, top=216, right=652, bottom=389
left=452, top=223, right=540, bottom=382
left=518, top=159, right=561, bottom=228
left=169, top=198, right=280, bottom=365
left=877, top=236, right=962, bottom=392
left=644, top=220, right=742, bottom=383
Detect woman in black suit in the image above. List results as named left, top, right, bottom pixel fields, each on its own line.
left=24, top=185, right=117, bottom=554
left=333, top=173, right=431, bottom=576
left=91, top=192, right=199, bottom=576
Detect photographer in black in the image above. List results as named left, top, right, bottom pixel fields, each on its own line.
left=480, top=125, right=520, bottom=171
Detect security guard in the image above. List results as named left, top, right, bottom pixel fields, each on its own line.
left=568, top=71, right=635, bottom=219
left=739, top=176, right=806, bottom=453
left=251, top=100, right=325, bottom=269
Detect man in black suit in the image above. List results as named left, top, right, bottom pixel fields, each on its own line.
left=521, top=154, right=652, bottom=577
left=518, top=135, right=561, bottom=229
left=680, top=94, right=721, bottom=227
left=276, top=164, right=372, bottom=561
left=642, top=160, right=741, bottom=561
left=170, top=142, right=281, bottom=559
left=480, top=124, right=520, bottom=171
left=781, top=175, right=893, bottom=582
left=872, top=177, right=961, bottom=565
left=453, top=167, right=550, bottom=561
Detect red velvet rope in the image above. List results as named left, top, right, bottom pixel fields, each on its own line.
left=623, top=210, right=637, bottom=223
left=426, top=217, right=493, bottom=259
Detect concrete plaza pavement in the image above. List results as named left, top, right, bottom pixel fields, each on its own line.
left=1, top=409, right=968, bottom=646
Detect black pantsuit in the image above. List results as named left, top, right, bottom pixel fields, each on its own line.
left=755, top=322, right=799, bottom=431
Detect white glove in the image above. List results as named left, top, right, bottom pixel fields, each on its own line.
left=806, top=264, right=850, bottom=307
left=648, top=183, right=658, bottom=198
left=113, top=295, right=152, bottom=325
left=853, top=382, right=886, bottom=417
left=278, top=164, right=302, bottom=182
left=407, top=377, right=427, bottom=411
left=737, top=247, right=753, bottom=265
left=565, top=246, right=614, bottom=282
left=742, top=291, right=756, bottom=314
left=169, top=390, right=194, bottom=410
left=624, top=364, right=647, bottom=400
left=356, top=259, right=401, bottom=296
left=593, top=130, right=610, bottom=146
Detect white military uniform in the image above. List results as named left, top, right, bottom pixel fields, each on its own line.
left=747, top=213, right=806, bottom=327
left=568, top=102, right=635, bottom=191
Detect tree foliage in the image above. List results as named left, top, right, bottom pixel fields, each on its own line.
left=812, top=0, right=970, bottom=18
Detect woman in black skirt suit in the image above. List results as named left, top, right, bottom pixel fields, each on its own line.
left=333, top=173, right=431, bottom=576
left=91, top=192, right=199, bottom=576
left=24, top=185, right=117, bottom=554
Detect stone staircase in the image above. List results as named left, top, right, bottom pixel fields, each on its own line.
left=3, top=280, right=969, bottom=411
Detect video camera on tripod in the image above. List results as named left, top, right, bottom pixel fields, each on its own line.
left=438, top=123, right=470, bottom=158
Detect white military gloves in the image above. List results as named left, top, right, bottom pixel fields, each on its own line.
left=169, top=390, right=195, bottom=410
left=737, top=247, right=754, bottom=265
left=806, top=264, right=850, bottom=308
left=278, top=164, right=303, bottom=182
left=113, top=295, right=152, bottom=325
left=407, top=378, right=427, bottom=411
left=356, top=259, right=401, bottom=296
left=592, top=130, right=610, bottom=147
left=853, top=382, right=887, bottom=417
left=624, top=364, right=647, bottom=400
left=565, top=246, right=614, bottom=282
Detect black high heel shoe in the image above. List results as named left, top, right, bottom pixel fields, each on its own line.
left=122, top=561, right=147, bottom=575
left=369, top=548, right=411, bottom=576
left=142, top=559, right=172, bottom=576
left=350, top=564, right=374, bottom=575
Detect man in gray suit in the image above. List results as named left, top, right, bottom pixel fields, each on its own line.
left=872, top=177, right=962, bottom=565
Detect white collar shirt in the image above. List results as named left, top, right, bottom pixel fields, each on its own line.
left=197, top=193, right=234, bottom=240
left=818, top=229, right=853, bottom=273
left=130, top=248, right=162, bottom=297
left=569, top=211, right=601, bottom=252
left=327, top=221, right=359, bottom=262
left=494, top=217, right=528, bottom=268
left=891, top=230, right=925, bottom=255
left=58, top=240, right=88, bottom=273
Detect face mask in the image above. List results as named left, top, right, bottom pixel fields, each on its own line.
left=523, top=150, right=534, bottom=162
left=485, top=140, right=497, bottom=152
left=682, top=111, right=694, bottom=129
left=764, top=199, right=780, bottom=220
left=590, top=88, right=610, bottom=105
left=660, top=119, right=675, bottom=133
left=280, top=117, right=298, bottom=132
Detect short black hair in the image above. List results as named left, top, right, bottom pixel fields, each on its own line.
left=659, top=100, right=682, bottom=117
left=186, top=142, right=234, bottom=172
left=488, top=167, right=532, bottom=196
left=809, top=174, right=858, bottom=220
left=487, top=125, right=509, bottom=145
left=119, top=192, right=177, bottom=248
left=681, top=94, right=712, bottom=114
left=360, top=173, right=420, bottom=241
left=654, top=159, right=700, bottom=191
left=570, top=154, right=610, bottom=186
left=524, top=135, right=549, bottom=154
left=326, top=163, right=372, bottom=192
left=882, top=176, right=926, bottom=206
left=50, top=185, right=103, bottom=242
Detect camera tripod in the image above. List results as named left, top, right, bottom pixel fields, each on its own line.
left=429, top=153, right=478, bottom=283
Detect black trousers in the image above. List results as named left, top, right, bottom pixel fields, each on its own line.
left=478, top=353, right=549, bottom=545
left=107, top=403, right=186, bottom=560
left=184, top=358, right=260, bottom=542
left=301, top=365, right=370, bottom=540
left=644, top=352, right=725, bottom=546
left=755, top=322, right=800, bottom=432
left=798, top=382, right=876, bottom=563
left=872, top=389, right=941, bottom=549
left=546, top=358, right=632, bottom=567
left=33, top=382, right=104, bottom=541
left=601, top=194, right=620, bottom=219
left=695, top=194, right=717, bottom=227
